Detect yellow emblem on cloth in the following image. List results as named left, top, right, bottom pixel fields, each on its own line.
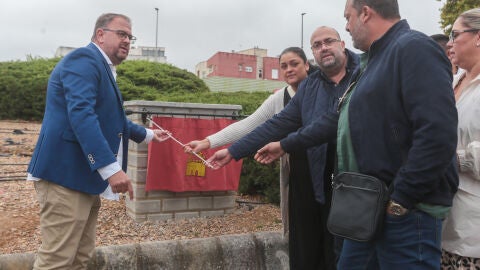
left=185, top=152, right=206, bottom=177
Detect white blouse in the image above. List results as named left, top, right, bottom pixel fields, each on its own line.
left=455, top=70, right=480, bottom=196
left=442, top=70, right=480, bottom=258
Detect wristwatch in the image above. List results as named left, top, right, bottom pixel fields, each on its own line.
left=387, top=200, right=409, bottom=216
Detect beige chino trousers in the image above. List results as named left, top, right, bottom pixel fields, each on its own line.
left=33, top=180, right=101, bottom=270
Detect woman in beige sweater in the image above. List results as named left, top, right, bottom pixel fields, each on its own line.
left=185, top=47, right=310, bottom=237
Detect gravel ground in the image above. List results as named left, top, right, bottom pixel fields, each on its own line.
left=0, top=120, right=282, bottom=255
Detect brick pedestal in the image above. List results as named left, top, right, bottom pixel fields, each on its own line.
left=124, top=100, right=242, bottom=222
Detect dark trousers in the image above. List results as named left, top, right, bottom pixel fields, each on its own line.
left=338, top=209, right=442, bottom=269
left=288, top=151, right=335, bottom=270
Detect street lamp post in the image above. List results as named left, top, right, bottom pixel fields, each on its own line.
left=301, top=12, right=306, bottom=49
left=155, top=7, right=159, bottom=59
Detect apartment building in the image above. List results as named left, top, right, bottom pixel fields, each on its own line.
left=54, top=46, right=167, bottom=63
left=195, top=47, right=287, bottom=92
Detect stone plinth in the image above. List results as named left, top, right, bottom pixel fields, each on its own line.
left=124, top=100, right=242, bottom=222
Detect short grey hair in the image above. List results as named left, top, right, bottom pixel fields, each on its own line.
left=91, top=13, right=131, bottom=42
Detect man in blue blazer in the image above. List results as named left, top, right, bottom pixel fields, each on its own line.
left=27, top=13, right=169, bottom=269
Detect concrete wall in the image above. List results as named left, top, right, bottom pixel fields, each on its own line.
left=0, top=231, right=288, bottom=270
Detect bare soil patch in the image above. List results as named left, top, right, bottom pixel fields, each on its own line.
left=0, top=120, right=282, bottom=255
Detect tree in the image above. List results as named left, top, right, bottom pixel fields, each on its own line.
left=438, top=0, right=480, bottom=33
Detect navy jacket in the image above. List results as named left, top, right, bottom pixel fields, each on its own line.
left=229, top=50, right=360, bottom=204
left=28, top=43, right=146, bottom=194
left=346, top=20, right=458, bottom=208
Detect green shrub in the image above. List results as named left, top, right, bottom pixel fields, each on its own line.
left=117, top=61, right=210, bottom=95
left=239, top=157, right=280, bottom=204
left=0, top=58, right=57, bottom=120
left=0, top=58, right=279, bottom=203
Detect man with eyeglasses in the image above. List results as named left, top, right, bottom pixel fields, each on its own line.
left=207, top=26, right=359, bottom=269
left=27, top=13, right=170, bottom=269
left=102, top=28, right=137, bottom=41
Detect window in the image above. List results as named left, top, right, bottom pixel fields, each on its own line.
left=142, top=49, right=164, bottom=57
left=245, top=66, right=253, bottom=72
left=238, top=64, right=243, bottom=71
left=272, top=69, right=279, bottom=79
left=259, top=69, right=263, bottom=78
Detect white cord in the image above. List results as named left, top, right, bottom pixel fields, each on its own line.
left=147, top=116, right=214, bottom=169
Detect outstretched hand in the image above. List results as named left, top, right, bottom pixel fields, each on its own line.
left=184, top=138, right=210, bottom=153
left=254, top=141, right=285, bottom=164
left=206, top=148, right=233, bottom=169
left=152, top=129, right=171, bottom=142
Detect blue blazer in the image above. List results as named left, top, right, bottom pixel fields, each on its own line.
left=28, top=43, right=146, bottom=194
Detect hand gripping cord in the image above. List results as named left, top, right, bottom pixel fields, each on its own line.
left=147, top=116, right=214, bottom=169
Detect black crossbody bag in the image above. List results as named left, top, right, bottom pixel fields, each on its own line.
left=326, top=68, right=391, bottom=242
left=327, top=172, right=390, bottom=242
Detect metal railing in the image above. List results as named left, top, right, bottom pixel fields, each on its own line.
left=0, top=127, right=37, bottom=181
left=125, top=109, right=247, bottom=125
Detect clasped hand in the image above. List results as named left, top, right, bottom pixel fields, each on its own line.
left=152, top=129, right=171, bottom=142
left=184, top=138, right=210, bottom=154
left=108, top=170, right=133, bottom=199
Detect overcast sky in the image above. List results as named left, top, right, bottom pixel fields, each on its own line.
left=1, top=0, right=446, bottom=72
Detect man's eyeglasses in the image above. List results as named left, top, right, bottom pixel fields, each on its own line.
left=103, top=28, right=137, bottom=41
left=449, top=29, right=479, bottom=42
left=311, top=38, right=341, bottom=51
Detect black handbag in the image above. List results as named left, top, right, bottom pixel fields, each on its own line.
left=327, top=172, right=390, bottom=242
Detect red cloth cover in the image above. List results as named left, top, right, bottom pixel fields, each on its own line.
left=146, top=117, right=243, bottom=192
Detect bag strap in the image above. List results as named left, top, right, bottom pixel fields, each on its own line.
left=283, top=86, right=291, bottom=107
left=332, top=65, right=396, bottom=193
left=332, top=68, right=365, bottom=179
